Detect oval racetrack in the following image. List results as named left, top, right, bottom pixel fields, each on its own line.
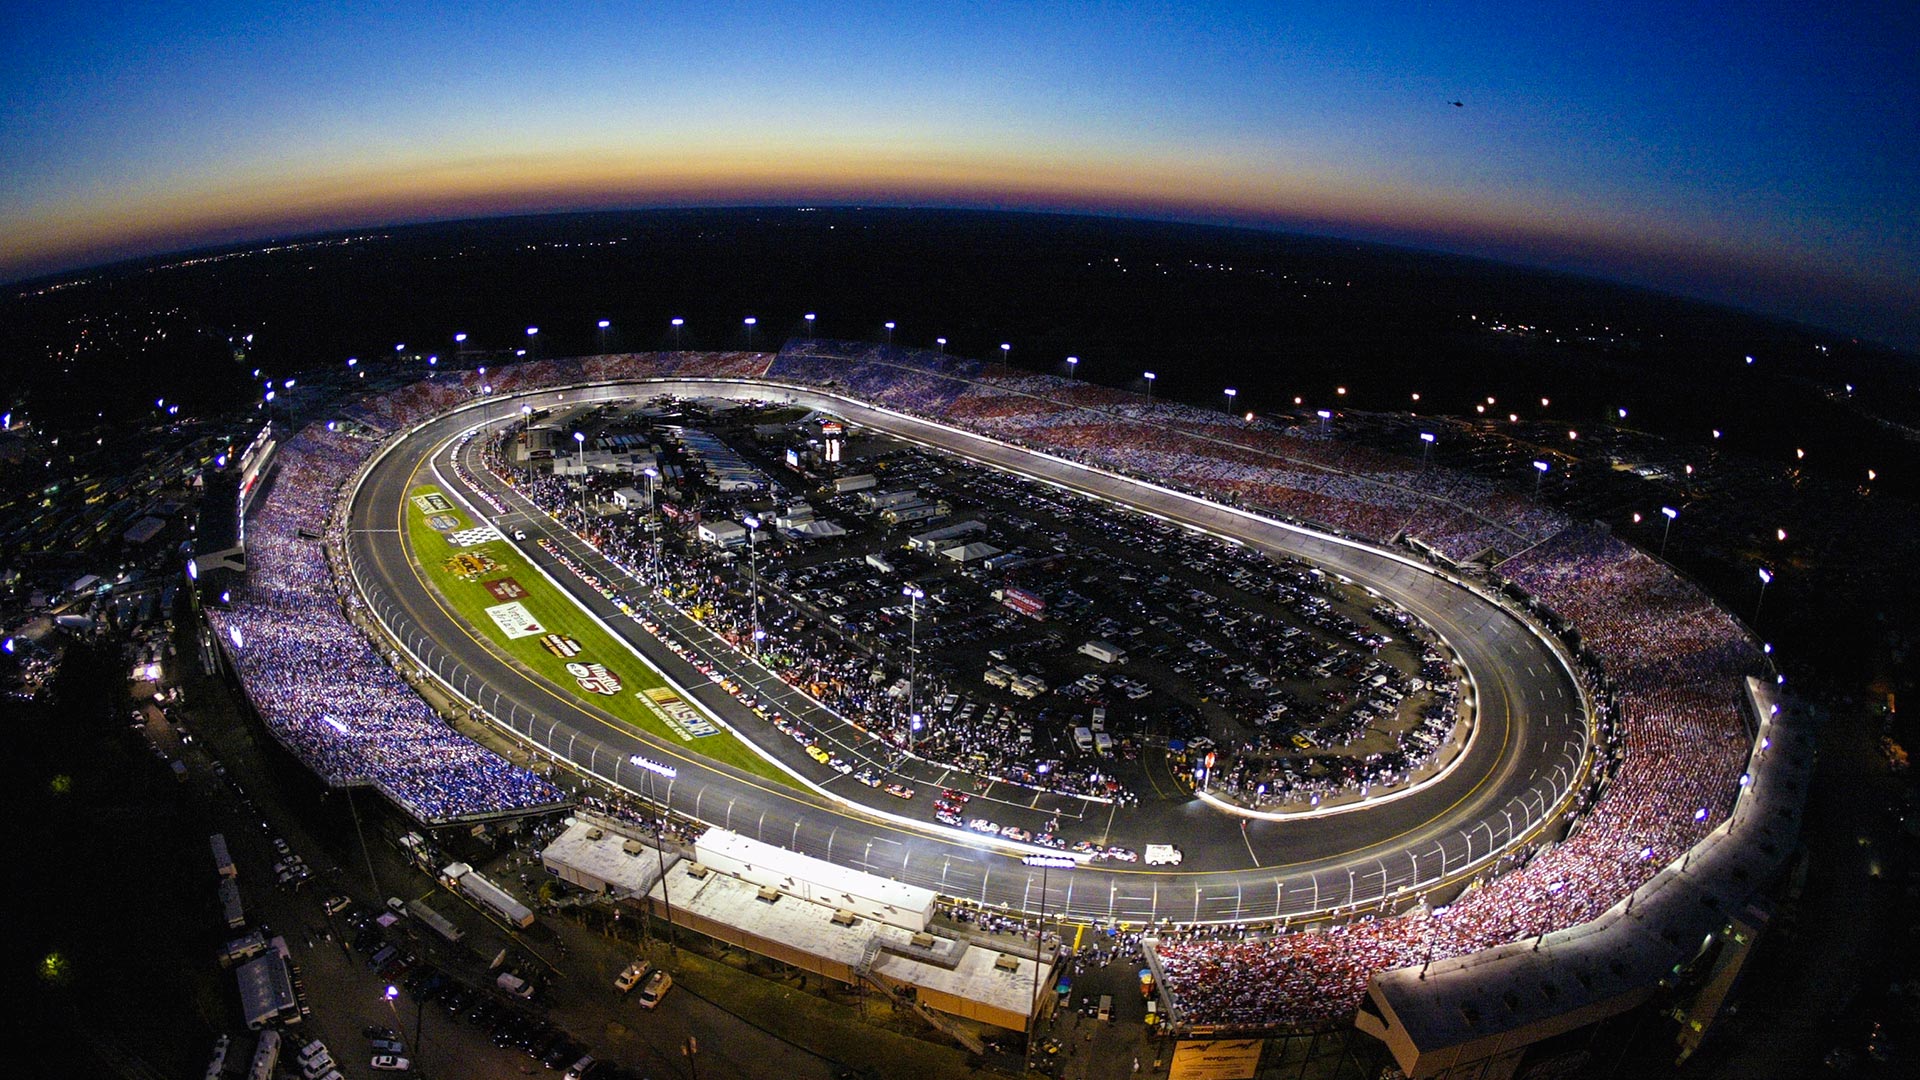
left=345, top=379, right=1589, bottom=926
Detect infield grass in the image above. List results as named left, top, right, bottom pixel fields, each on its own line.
left=405, top=484, right=793, bottom=787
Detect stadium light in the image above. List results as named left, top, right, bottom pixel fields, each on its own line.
left=1065, top=355, right=1078, bottom=380
left=1659, top=505, right=1677, bottom=556
left=1755, top=567, right=1773, bottom=623
left=935, top=337, right=947, bottom=352
left=1223, top=387, right=1237, bottom=412
left=395, top=343, right=405, bottom=352
left=1143, top=370, right=1156, bottom=401
left=805, top=313, right=816, bottom=334
left=1000, top=342, right=1011, bottom=363
left=1420, top=432, right=1436, bottom=442
left=884, top=321, right=896, bottom=345
left=526, top=326, right=539, bottom=336
left=1419, top=431, right=1435, bottom=466
left=454, top=332, right=467, bottom=343
left=598, top=319, right=611, bottom=329
left=744, top=317, right=757, bottom=326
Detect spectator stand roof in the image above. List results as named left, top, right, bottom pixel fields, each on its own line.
left=693, top=827, right=936, bottom=933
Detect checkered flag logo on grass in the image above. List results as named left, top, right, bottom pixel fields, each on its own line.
left=448, top=525, right=504, bottom=547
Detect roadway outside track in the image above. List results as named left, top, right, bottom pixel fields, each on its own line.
left=344, top=378, right=1590, bottom=927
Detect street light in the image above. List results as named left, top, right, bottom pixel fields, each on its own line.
left=385, top=984, right=425, bottom=1076
left=1143, top=370, right=1156, bottom=401
left=1755, top=567, right=1773, bottom=623
left=902, top=585, right=924, bottom=744
left=1659, top=506, right=1678, bottom=557
left=740, top=515, right=763, bottom=657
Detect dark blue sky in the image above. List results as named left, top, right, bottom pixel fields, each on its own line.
left=3, top=1, right=1914, bottom=345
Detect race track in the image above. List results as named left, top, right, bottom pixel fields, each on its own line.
left=344, top=379, right=1589, bottom=926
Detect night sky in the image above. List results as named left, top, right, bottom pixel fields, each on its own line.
left=3, top=1, right=1915, bottom=346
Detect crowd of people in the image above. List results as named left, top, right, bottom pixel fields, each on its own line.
left=1152, top=524, right=1761, bottom=1029
left=209, top=425, right=565, bottom=823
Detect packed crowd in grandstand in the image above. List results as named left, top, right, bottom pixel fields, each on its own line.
left=208, top=425, right=565, bottom=823
left=216, top=338, right=1762, bottom=1030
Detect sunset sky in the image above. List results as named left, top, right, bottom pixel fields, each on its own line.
left=4, top=1, right=1915, bottom=345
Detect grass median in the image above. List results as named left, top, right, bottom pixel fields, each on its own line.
left=405, top=484, right=794, bottom=788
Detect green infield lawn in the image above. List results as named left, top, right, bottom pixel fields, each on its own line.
left=405, top=485, right=793, bottom=787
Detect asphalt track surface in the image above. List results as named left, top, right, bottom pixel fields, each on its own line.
left=344, top=379, right=1588, bottom=926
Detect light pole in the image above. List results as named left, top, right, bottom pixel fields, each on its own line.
left=1659, top=506, right=1678, bottom=557
left=671, top=317, right=684, bottom=348
left=1532, top=459, right=1549, bottom=493
left=519, top=405, right=534, bottom=484
left=1000, top=342, right=1011, bottom=366
left=1420, top=431, right=1436, bottom=466
left=741, top=514, right=762, bottom=658
left=743, top=316, right=757, bottom=348
left=935, top=337, right=947, bottom=354
left=654, top=816, right=679, bottom=957
left=1755, top=567, right=1773, bottom=624
left=1143, top=370, right=1156, bottom=401
left=804, top=312, right=816, bottom=337
left=902, top=584, right=924, bottom=745
left=643, top=465, right=662, bottom=590
left=1023, top=854, right=1074, bottom=1071
left=525, top=326, right=538, bottom=358
left=573, top=432, right=587, bottom=513
left=1317, top=408, right=1331, bottom=434
left=386, top=984, right=425, bottom=1077
left=1065, top=355, right=1078, bottom=381
left=1223, top=387, right=1237, bottom=413
left=481, top=384, right=493, bottom=428
left=884, top=321, right=895, bottom=345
